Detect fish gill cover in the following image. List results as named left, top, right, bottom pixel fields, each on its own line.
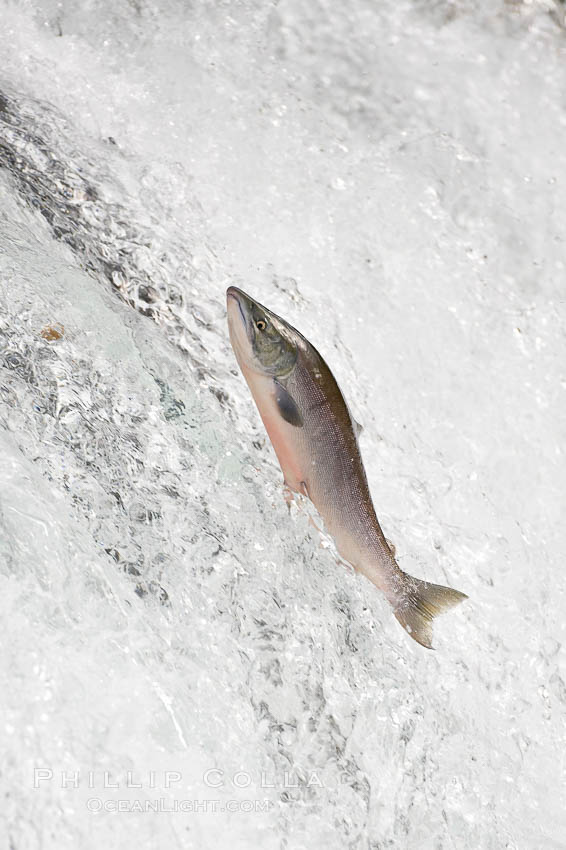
left=0, top=1, right=564, bottom=848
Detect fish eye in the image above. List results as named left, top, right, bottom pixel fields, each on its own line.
left=255, top=318, right=267, bottom=331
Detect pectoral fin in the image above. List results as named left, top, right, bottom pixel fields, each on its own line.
left=274, top=381, right=304, bottom=427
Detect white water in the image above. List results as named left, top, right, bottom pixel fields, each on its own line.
left=0, top=1, right=565, bottom=847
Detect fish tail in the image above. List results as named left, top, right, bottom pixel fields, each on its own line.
left=393, top=573, right=467, bottom=649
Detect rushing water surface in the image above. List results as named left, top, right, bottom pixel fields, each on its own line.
left=0, top=1, right=565, bottom=847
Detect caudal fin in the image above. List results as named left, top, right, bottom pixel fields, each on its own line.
left=394, top=574, right=467, bottom=649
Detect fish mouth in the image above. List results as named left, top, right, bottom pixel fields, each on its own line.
left=226, top=286, right=252, bottom=338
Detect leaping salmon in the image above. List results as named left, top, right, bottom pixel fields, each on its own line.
left=226, top=286, right=467, bottom=649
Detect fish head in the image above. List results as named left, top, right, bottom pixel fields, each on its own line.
left=226, top=287, right=298, bottom=378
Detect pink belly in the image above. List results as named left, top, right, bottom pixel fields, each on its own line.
left=261, top=408, right=305, bottom=492
left=244, top=368, right=306, bottom=493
